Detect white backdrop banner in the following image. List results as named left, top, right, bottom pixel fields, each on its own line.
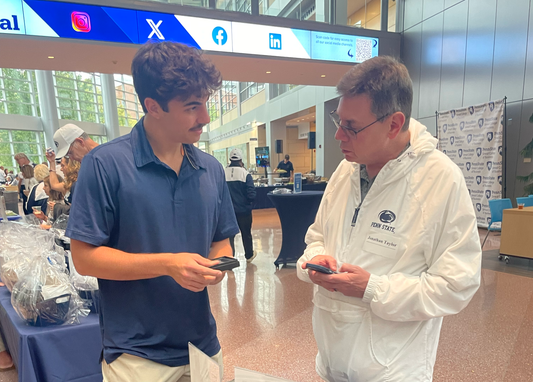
left=437, top=99, right=504, bottom=228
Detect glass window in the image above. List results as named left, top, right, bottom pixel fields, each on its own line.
left=239, top=82, right=265, bottom=102
left=216, top=0, right=251, bottom=14
left=347, top=0, right=396, bottom=31
left=0, top=129, right=45, bottom=171
left=135, top=0, right=208, bottom=8
left=53, top=71, right=105, bottom=124
left=0, top=68, right=39, bottom=117
left=207, top=92, right=220, bottom=121
left=89, top=135, right=108, bottom=145
left=114, top=74, right=143, bottom=128
left=221, top=81, right=238, bottom=114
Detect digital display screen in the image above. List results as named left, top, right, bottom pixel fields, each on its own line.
left=0, top=0, right=379, bottom=63
left=255, top=147, right=270, bottom=168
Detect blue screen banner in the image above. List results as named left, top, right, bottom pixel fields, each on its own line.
left=0, top=0, right=379, bottom=63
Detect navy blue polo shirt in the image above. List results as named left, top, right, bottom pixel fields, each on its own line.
left=65, top=118, right=239, bottom=367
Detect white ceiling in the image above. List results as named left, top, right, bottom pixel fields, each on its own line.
left=0, top=34, right=356, bottom=86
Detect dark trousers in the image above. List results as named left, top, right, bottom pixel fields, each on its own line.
left=230, top=212, right=254, bottom=259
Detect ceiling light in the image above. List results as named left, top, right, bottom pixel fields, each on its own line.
left=321, top=74, right=326, bottom=78
left=266, top=71, right=271, bottom=74
left=48, top=56, right=54, bottom=59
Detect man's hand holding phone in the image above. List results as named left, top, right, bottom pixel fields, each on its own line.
left=302, top=255, right=370, bottom=298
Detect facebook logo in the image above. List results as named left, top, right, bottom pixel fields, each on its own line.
left=269, top=33, right=282, bottom=50
left=212, top=26, right=227, bottom=46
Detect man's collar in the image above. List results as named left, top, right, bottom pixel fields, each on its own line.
left=131, top=117, right=206, bottom=170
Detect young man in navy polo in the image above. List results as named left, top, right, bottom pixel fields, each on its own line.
left=66, top=42, right=239, bottom=382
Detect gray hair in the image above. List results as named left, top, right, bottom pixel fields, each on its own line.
left=336, top=56, right=413, bottom=131
left=14, top=153, right=29, bottom=161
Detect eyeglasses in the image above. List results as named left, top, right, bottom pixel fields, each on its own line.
left=330, top=110, right=391, bottom=137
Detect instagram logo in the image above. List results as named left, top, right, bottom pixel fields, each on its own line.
left=71, top=12, right=91, bottom=33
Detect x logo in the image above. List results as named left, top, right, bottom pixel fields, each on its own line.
left=147, top=19, right=164, bottom=40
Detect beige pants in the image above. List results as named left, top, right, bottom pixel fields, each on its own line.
left=102, top=350, right=223, bottom=382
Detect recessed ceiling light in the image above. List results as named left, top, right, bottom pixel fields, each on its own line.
left=321, top=74, right=326, bottom=78
left=266, top=71, right=271, bottom=74
left=48, top=56, right=54, bottom=59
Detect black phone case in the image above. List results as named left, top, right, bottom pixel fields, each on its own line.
left=306, top=263, right=335, bottom=274
left=210, top=256, right=240, bottom=271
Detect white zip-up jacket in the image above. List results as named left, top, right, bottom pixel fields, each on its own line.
left=297, top=119, right=481, bottom=382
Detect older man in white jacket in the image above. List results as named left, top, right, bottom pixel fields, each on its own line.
left=297, top=56, right=481, bottom=382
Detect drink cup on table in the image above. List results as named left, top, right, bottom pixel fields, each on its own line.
left=518, top=203, right=525, bottom=210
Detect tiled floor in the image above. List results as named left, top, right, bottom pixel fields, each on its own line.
left=2, top=209, right=533, bottom=381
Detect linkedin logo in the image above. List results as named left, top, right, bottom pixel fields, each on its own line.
left=269, top=33, right=282, bottom=50
left=212, top=26, right=227, bottom=46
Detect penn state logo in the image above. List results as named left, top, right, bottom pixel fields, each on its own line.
left=451, top=110, right=456, bottom=118
left=467, top=134, right=473, bottom=144
left=487, top=217, right=492, bottom=225
left=458, top=149, right=463, bottom=158
left=485, top=190, right=491, bottom=199
left=489, top=102, right=494, bottom=111
left=476, top=148, right=482, bottom=157
left=487, top=132, right=493, bottom=142
left=498, top=146, right=502, bottom=156
left=476, top=176, right=482, bottom=185
left=450, top=136, right=455, bottom=145
left=466, top=162, right=471, bottom=171
left=469, top=106, right=474, bottom=115
left=443, top=124, right=448, bottom=133
left=460, top=121, right=465, bottom=131
left=487, top=161, right=493, bottom=171
left=476, top=203, right=482, bottom=212
left=443, top=149, right=447, bottom=155
left=498, top=175, right=502, bottom=185
left=54, top=141, right=59, bottom=148
left=379, top=210, right=396, bottom=224
left=478, top=118, right=484, bottom=128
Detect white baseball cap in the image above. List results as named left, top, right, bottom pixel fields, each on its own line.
left=229, top=148, right=243, bottom=161
left=54, top=124, right=84, bottom=158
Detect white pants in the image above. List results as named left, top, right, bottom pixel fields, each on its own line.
left=102, top=350, right=223, bottom=382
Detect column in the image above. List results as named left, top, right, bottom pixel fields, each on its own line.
left=100, top=74, right=120, bottom=141
left=35, top=70, right=59, bottom=151
left=381, top=0, right=389, bottom=31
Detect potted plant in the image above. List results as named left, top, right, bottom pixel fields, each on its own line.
left=516, top=113, right=533, bottom=195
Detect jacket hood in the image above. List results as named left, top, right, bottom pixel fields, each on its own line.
left=362, top=118, right=438, bottom=186
left=408, top=118, right=437, bottom=155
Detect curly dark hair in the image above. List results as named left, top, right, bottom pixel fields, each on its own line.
left=131, top=41, right=222, bottom=113
left=337, top=56, right=413, bottom=131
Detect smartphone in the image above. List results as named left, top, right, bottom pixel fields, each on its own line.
left=306, top=263, right=336, bottom=274
left=209, top=256, right=240, bottom=271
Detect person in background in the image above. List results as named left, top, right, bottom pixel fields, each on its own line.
left=275, top=154, right=294, bottom=181
left=20, top=165, right=37, bottom=213
left=14, top=153, right=36, bottom=170
left=297, top=56, right=481, bottom=382
left=53, top=124, right=99, bottom=163
left=66, top=41, right=239, bottom=382
left=33, top=174, right=66, bottom=228
left=25, top=164, right=49, bottom=216
left=0, top=166, right=5, bottom=185
left=225, top=148, right=257, bottom=263
left=16, top=153, right=36, bottom=203
left=46, top=153, right=81, bottom=207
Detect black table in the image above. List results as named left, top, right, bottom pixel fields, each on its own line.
left=254, top=183, right=327, bottom=209
left=0, top=286, right=102, bottom=382
left=267, top=191, right=324, bottom=268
